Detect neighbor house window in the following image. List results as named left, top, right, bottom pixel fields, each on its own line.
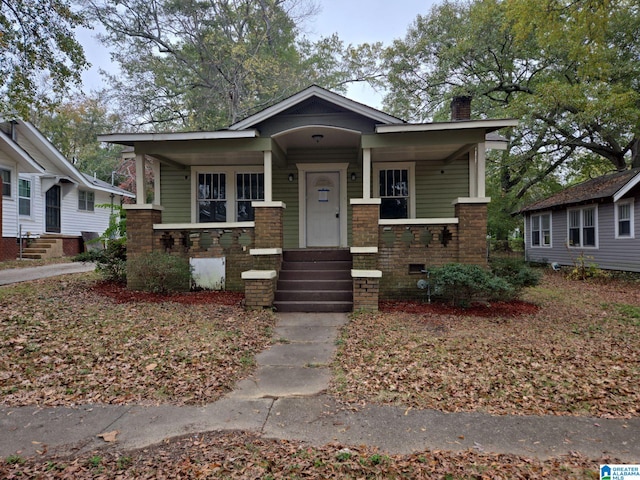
left=615, top=200, right=634, bottom=238
left=78, top=190, right=95, bottom=211
left=531, top=212, right=551, bottom=247
left=374, top=162, right=415, bottom=220
left=568, top=206, right=597, bottom=247
left=18, top=178, right=31, bottom=215
left=1, top=168, right=10, bottom=197
left=236, top=173, right=264, bottom=221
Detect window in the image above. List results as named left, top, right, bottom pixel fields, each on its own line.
left=1, top=168, right=10, bottom=197
left=615, top=200, right=634, bottom=238
left=18, top=178, right=31, bottom=215
left=568, top=206, right=597, bottom=247
left=531, top=213, right=551, bottom=247
left=78, top=190, right=95, bottom=211
left=236, top=173, right=264, bottom=221
left=198, top=173, right=226, bottom=222
left=373, top=162, right=415, bottom=220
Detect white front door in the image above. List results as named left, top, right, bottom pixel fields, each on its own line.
left=306, top=171, right=340, bottom=247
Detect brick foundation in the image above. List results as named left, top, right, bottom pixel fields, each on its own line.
left=244, top=277, right=276, bottom=309
left=353, top=276, right=379, bottom=311
left=350, top=200, right=381, bottom=311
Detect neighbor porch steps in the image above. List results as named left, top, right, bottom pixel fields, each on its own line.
left=274, top=249, right=353, bottom=312
left=20, top=236, right=63, bottom=259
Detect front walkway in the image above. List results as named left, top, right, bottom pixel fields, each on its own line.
left=0, top=262, right=95, bottom=286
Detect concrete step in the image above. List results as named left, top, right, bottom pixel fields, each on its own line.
left=277, top=279, right=352, bottom=291
left=283, top=249, right=352, bottom=262
left=22, top=248, right=48, bottom=254
left=273, top=300, right=353, bottom=313
left=274, top=290, right=353, bottom=302
left=281, top=260, right=352, bottom=271
left=20, top=253, right=43, bottom=259
left=278, top=270, right=352, bottom=281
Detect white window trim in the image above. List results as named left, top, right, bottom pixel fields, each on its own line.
left=18, top=176, right=32, bottom=217
left=615, top=199, right=634, bottom=239
left=190, top=165, right=264, bottom=224
left=372, top=161, right=416, bottom=219
left=530, top=211, right=552, bottom=248
left=567, top=205, right=599, bottom=249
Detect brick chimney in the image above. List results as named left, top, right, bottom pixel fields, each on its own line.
left=450, top=96, right=472, bottom=121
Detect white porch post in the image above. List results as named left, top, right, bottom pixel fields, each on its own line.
left=477, top=142, right=486, bottom=198
left=151, top=158, right=160, bottom=204
left=263, top=150, right=273, bottom=202
left=363, top=147, right=371, bottom=199
left=135, top=154, right=146, bottom=204
left=469, top=149, right=477, bottom=198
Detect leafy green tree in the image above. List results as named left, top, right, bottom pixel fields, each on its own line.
left=382, top=0, right=640, bottom=242
left=81, top=0, right=384, bottom=131
left=34, top=93, right=125, bottom=182
left=0, top=0, right=89, bottom=117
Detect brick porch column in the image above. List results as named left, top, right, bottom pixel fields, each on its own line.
left=454, top=198, right=489, bottom=266
left=124, top=204, right=163, bottom=289
left=242, top=201, right=285, bottom=308
left=350, top=199, right=382, bottom=311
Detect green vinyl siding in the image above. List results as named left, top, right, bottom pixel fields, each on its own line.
left=415, top=157, right=469, bottom=218
left=273, top=167, right=299, bottom=249
left=160, top=164, right=191, bottom=223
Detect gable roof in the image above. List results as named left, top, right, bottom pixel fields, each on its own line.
left=520, top=169, right=640, bottom=213
left=229, top=85, right=404, bottom=131
left=13, top=120, right=134, bottom=198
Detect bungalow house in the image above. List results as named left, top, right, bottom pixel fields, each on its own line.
left=99, top=85, right=517, bottom=311
left=520, top=168, right=640, bottom=272
left=0, top=120, right=135, bottom=261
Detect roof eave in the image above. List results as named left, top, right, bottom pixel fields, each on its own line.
left=97, top=130, right=259, bottom=146
left=376, top=118, right=519, bottom=134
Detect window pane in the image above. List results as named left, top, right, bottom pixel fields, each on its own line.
left=584, top=226, right=596, bottom=246
left=543, top=230, right=551, bottom=246
left=1, top=169, right=10, bottom=196
left=583, top=208, right=594, bottom=227
left=569, top=210, right=580, bottom=228
left=619, top=203, right=630, bottom=221
left=380, top=198, right=408, bottom=219
left=18, top=179, right=30, bottom=197
left=569, top=227, right=581, bottom=246
left=619, top=220, right=631, bottom=236
left=199, top=200, right=226, bottom=222
left=87, top=192, right=95, bottom=212
left=532, top=216, right=540, bottom=231
left=235, top=173, right=263, bottom=221
left=531, top=230, right=540, bottom=246
left=541, top=214, right=550, bottom=230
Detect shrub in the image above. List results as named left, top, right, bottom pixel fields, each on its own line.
left=431, top=263, right=514, bottom=306
left=490, top=257, right=541, bottom=292
left=73, top=237, right=127, bottom=283
left=128, top=252, right=192, bottom=293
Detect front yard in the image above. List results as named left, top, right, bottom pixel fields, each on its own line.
left=1, top=269, right=637, bottom=478
left=330, top=271, right=640, bottom=418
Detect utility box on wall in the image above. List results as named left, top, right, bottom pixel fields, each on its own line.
left=190, top=257, right=225, bottom=290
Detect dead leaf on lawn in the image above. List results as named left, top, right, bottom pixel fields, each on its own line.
left=97, top=430, right=119, bottom=442
left=145, top=363, right=158, bottom=371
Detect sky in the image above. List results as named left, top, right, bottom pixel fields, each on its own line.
left=77, top=0, right=437, bottom=109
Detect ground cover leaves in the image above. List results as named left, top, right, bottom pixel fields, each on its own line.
left=0, top=274, right=275, bottom=406
left=0, top=431, right=604, bottom=479
left=331, top=272, right=640, bottom=418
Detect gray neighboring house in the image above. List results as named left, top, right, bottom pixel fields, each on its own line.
left=520, top=168, right=640, bottom=271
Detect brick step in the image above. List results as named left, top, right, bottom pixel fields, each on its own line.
left=277, top=279, right=352, bottom=291
left=274, top=290, right=353, bottom=302
left=283, top=249, right=352, bottom=262
left=278, top=270, right=352, bottom=281
left=281, top=260, right=352, bottom=271
left=273, top=300, right=353, bottom=313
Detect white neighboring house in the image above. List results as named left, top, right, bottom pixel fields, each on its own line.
left=0, top=119, right=134, bottom=261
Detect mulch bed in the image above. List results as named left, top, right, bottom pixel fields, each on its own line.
left=90, top=281, right=245, bottom=305
left=379, top=299, right=539, bottom=317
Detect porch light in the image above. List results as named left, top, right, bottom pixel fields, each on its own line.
left=288, top=173, right=295, bottom=182
left=312, top=134, right=324, bottom=143
left=350, top=172, right=357, bottom=181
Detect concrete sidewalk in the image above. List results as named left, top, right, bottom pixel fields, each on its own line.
left=1, top=311, right=638, bottom=462
left=0, top=262, right=95, bottom=286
